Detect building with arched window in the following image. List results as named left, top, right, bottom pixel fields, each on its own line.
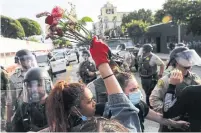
left=93, top=2, right=130, bottom=35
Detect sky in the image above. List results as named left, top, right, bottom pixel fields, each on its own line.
left=1, top=0, right=165, bottom=32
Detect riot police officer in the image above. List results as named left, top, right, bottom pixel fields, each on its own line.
left=150, top=46, right=201, bottom=115
left=139, top=44, right=165, bottom=107
left=9, top=67, right=52, bottom=132
left=6, top=49, right=38, bottom=128
left=1, top=66, right=9, bottom=130
left=78, top=50, right=98, bottom=84
left=163, top=70, right=201, bottom=132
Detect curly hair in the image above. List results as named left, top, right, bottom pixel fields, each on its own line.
left=76, top=117, right=129, bottom=132
left=46, top=80, right=86, bottom=132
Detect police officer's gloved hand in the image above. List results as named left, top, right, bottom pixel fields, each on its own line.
left=90, top=36, right=110, bottom=68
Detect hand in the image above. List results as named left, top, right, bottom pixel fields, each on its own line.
left=88, top=71, right=95, bottom=76
left=170, top=120, right=190, bottom=130
left=90, top=36, right=110, bottom=68
left=169, top=69, right=183, bottom=85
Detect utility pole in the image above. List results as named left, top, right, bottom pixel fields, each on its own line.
left=178, top=24, right=181, bottom=43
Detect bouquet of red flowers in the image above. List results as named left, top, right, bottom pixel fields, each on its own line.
left=36, top=6, right=93, bottom=44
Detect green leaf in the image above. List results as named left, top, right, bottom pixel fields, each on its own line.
left=81, top=16, right=93, bottom=22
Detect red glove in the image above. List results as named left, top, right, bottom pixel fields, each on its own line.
left=90, top=36, right=110, bottom=68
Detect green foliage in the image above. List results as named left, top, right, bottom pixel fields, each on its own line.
left=163, top=0, right=189, bottom=24
left=52, top=37, right=72, bottom=48
left=1, top=15, right=25, bottom=39
left=154, top=0, right=201, bottom=35
left=122, top=9, right=154, bottom=26
left=124, top=20, right=150, bottom=42
left=18, top=18, right=42, bottom=37
left=154, top=9, right=166, bottom=23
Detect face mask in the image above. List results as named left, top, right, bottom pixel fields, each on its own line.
left=128, top=90, right=143, bottom=105
left=73, top=106, right=88, bottom=121
left=81, top=115, right=88, bottom=121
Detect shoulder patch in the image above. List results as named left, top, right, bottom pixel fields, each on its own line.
left=157, top=79, right=165, bottom=88
left=194, top=76, right=201, bottom=85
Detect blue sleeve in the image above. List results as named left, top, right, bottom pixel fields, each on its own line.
left=107, top=93, right=141, bottom=132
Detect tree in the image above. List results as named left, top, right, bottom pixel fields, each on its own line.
left=154, top=0, right=201, bottom=35
left=1, top=15, right=25, bottom=39
left=125, top=20, right=150, bottom=43
left=186, top=0, right=201, bottom=35
left=162, top=0, right=189, bottom=24
left=154, top=9, right=166, bottom=23
left=18, top=18, right=42, bottom=37
left=122, top=9, right=154, bottom=26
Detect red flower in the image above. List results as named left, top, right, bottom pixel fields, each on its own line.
left=56, top=28, right=63, bottom=37
left=45, top=15, right=54, bottom=25
left=51, top=6, right=64, bottom=18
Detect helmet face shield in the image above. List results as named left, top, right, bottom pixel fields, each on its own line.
left=19, top=55, right=38, bottom=69
left=23, top=79, right=51, bottom=103
left=175, top=49, right=201, bottom=67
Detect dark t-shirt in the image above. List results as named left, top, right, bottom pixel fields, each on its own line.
left=135, top=100, right=149, bottom=132
left=164, top=85, right=201, bottom=132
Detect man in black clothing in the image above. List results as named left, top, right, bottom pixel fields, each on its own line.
left=163, top=69, right=201, bottom=132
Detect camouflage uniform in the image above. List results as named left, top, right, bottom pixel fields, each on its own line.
left=150, top=71, right=201, bottom=114
left=1, top=67, right=9, bottom=120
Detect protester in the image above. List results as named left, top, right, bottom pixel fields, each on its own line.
left=163, top=69, right=201, bottom=132
left=45, top=36, right=142, bottom=132
left=111, top=72, right=189, bottom=132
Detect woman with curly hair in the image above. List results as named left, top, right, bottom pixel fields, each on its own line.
left=44, top=37, right=142, bottom=132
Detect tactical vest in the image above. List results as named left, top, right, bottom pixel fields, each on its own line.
left=93, top=78, right=107, bottom=103
left=139, top=54, right=157, bottom=77
left=79, top=61, right=97, bottom=84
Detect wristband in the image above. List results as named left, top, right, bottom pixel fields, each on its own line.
left=103, top=74, right=114, bottom=80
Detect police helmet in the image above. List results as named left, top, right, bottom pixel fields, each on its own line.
left=82, top=50, right=90, bottom=57
left=167, top=46, right=201, bottom=68
left=167, top=43, right=176, bottom=50
left=23, top=67, right=52, bottom=103
left=175, top=43, right=186, bottom=48
left=15, top=49, right=38, bottom=69
left=142, top=44, right=153, bottom=53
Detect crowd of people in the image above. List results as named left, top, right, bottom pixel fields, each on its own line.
left=1, top=36, right=201, bottom=132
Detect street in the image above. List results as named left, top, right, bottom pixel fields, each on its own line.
left=52, top=56, right=201, bottom=132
